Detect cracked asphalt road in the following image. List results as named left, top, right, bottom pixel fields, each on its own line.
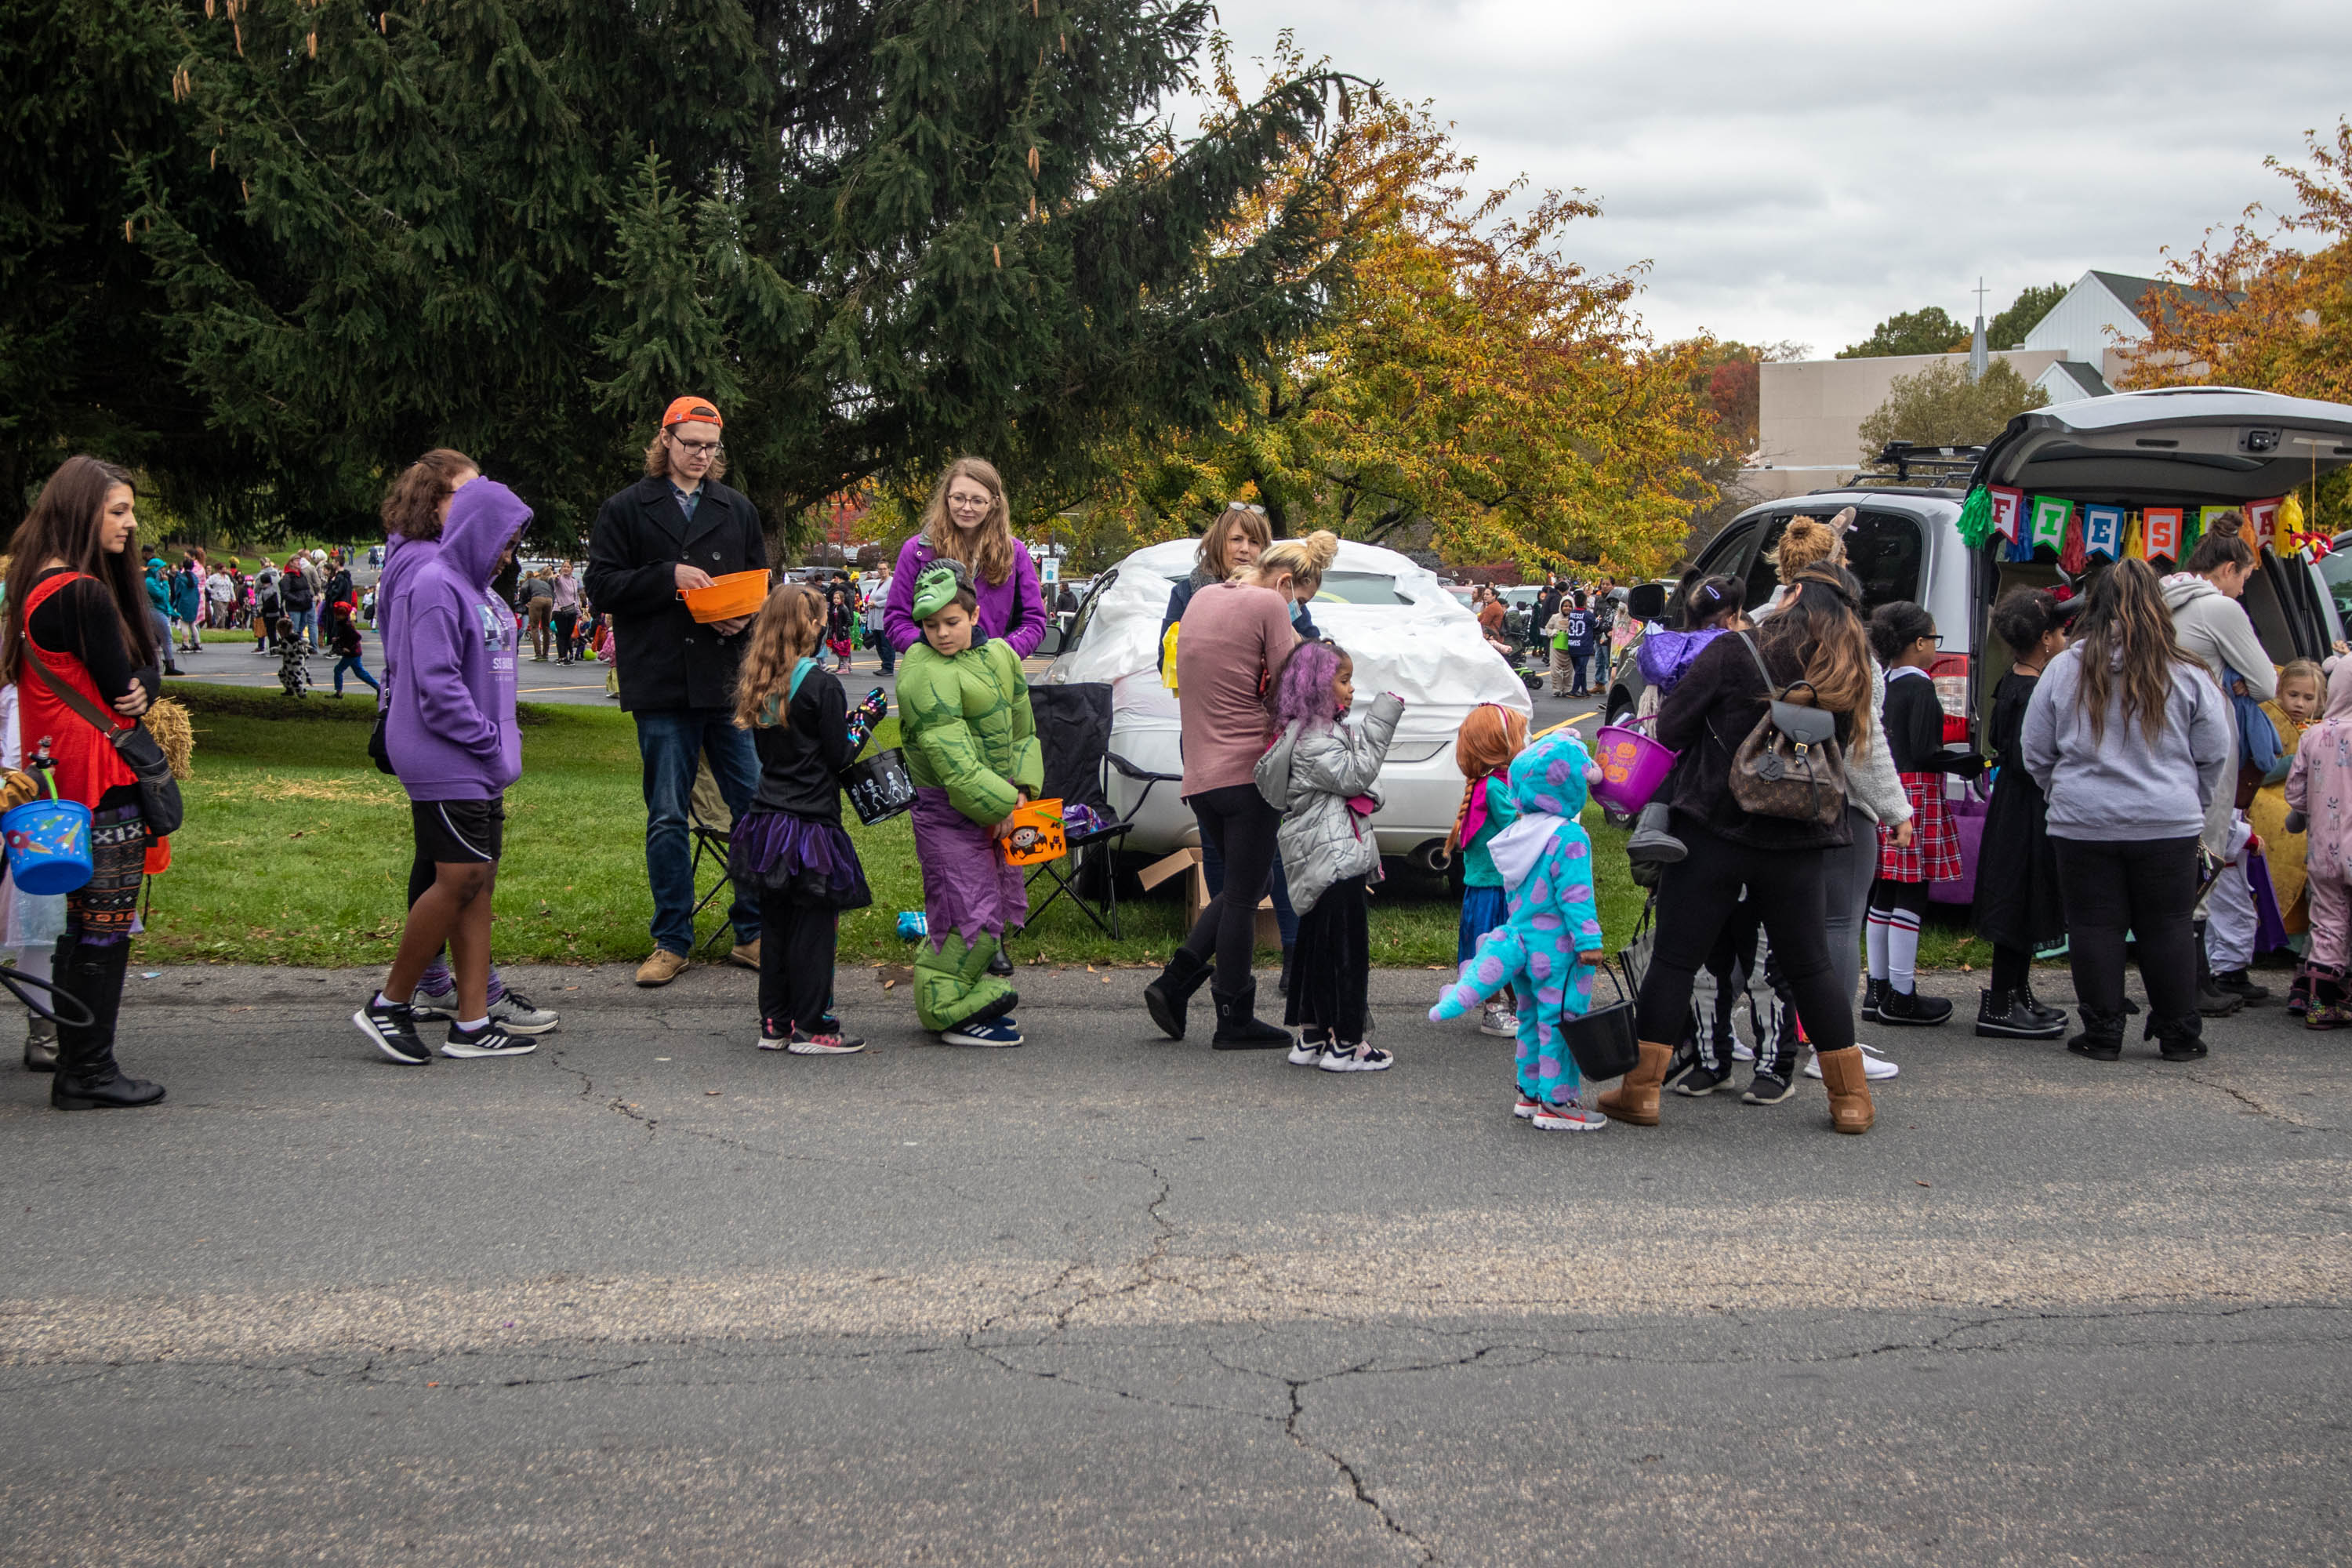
left=2, top=961, right=2347, bottom=1564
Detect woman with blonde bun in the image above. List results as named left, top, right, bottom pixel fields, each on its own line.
left=1751, top=509, right=1852, bottom=622
left=1145, top=530, right=1337, bottom=1048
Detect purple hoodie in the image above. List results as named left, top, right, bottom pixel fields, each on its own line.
left=1636, top=626, right=1729, bottom=699
left=883, top=534, right=1047, bottom=656
left=385, top=480, right=530, bottom=801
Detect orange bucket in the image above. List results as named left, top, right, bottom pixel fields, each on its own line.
left=999, top=797, right=1066, bottom=866
left=682, top=569, right=771, bottom=623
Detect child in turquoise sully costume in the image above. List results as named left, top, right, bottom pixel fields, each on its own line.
left=897, top=563, right=1044, bottom=1042
left=1428, top=728, right=1612, bottom=1131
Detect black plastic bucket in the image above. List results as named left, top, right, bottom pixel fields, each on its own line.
left=840, top=746, right=916, bottom=826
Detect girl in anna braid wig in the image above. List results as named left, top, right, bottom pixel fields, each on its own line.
left=1440, top=703, right=1528, bottom=1038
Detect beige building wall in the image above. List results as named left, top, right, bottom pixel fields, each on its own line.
left=1758, top=349, right=2071, bottom=471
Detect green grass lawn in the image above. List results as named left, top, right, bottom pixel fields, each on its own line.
left=142, top=683, right=1984, bottom=973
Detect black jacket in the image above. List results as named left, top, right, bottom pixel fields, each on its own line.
left=585, top=475, right=769, bottom=713
left=750, top=666, right=851, bottom=822
left=1656, top=630, right=1853, bottom=852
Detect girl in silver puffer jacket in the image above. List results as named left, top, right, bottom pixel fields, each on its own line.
left=1254, top=641, right=1404, bottom=1071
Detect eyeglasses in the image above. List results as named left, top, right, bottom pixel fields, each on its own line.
left=1225, top=502, right=1268, bottom=515
left=670, top=435, right=723, bottom=456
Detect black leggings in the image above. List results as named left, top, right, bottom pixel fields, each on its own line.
left=757, top=891, right=837, bottom=1030
left=1181, top=783, right=1279, bottom=996
left=1287, top=873, right=1369, bottom=1041
left=1634, top=820, right=1855, bottom=1055
left=2051, top=835, right=2200, bottom=1028
left=1991, top=943, right=2031, bottom=993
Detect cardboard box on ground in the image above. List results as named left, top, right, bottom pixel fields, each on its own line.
left=1136, top=848, right=1282, bottom=950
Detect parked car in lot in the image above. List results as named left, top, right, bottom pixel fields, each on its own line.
left=1043, top=539, right=1534, bottom=870
left=1602, top=387, right=2352, bottom=897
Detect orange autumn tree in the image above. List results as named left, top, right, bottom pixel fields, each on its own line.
left=2126, top=118, right=2352, bottom=403
left=1083, top=47, right=1722, bottom=580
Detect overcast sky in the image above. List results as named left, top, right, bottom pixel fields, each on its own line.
left=1192, top=0, right=2351, bottom=358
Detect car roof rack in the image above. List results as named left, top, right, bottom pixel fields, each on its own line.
left=1860, top=441, right=1984, bottom=485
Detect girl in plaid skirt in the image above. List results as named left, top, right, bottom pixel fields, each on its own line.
left=1864, top=602, right=1987, bottom=1025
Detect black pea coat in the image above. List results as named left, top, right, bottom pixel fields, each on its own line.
left=585, top=476, right=769, bottom=713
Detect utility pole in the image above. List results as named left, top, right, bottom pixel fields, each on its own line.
left=1969, top=277, right=1989, bottom=383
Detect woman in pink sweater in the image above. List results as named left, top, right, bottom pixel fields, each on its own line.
left=1144, top=531, right=1337, bottom=1048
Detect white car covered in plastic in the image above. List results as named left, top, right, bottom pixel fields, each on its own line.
left=1041, top=538, right=1534, bottom=869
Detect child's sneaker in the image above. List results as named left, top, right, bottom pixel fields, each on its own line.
left=1741, top=1069, right=1795, bottom=1105
left=441, top=1020, right=536, bottom=1059
left=757, top=1018, right=791, bottom=1051
left=1288, top=1030, right=1327, bottom=1067
left=352, top=994, right=432, bottom=1065
left=788, top=1026, right=866, bottom=1055
left=942, top=1018, right=1023, bottom=1047
left=1675, top=1062, right=1732, bottom=1097
left=1801, top=1041, right=1900, bottom=1080
left=1531, top=1097, right=1608, bottom=1131
left=1316, top=1040, right=1392, bottom=1073
left=1512, top=1091, right=1542, bottom=1120
left=487, top=990, right=559, bottom=1035
left=1479, top=1001, right=1519, bottom=1037
left=2307, top=1003, right=2352, bottom=1031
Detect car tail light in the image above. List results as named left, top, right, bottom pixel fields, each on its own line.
left=1929, top=652, right=1971, bottom=744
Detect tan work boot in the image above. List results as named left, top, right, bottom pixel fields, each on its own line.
left=728, top=938, right=761, bottom=971
left=1595, top=1040, right=1674, bottom=1127
left=635, top=948, right=690, bottom=987
left=1817, top=1046, right=1876, bottom=1134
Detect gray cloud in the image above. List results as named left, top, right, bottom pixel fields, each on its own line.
left=1195, top=0, right=2352, bottom=352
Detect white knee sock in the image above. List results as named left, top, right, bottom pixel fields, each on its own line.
left=1887, top=906, right=1922, bottom=994
left=1865, top=907, right=1891, bottom=982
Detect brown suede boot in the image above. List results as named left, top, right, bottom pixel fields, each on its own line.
left=1595, top=1040, right=1674, bottom=1127
left=1817, top=1046, right=1875, bottom=1134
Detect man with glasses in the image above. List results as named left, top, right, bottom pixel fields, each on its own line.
left=586, top=396, right=768, bottom=986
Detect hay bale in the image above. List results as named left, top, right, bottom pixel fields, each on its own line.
left=144, top=697, right=195, bottom=781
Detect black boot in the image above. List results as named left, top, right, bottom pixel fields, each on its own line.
left=2192, top=920, right=2241, bottom=1016
left=2017, top=973, right=2067, bottom=1028
left=2148, top=1010, right=2209, bottom=1062
left=1976, top=987, right=2065, bottom=1040
left=1210, top=981, right=1293, bottom=1051
left=986, top=937, right=1014, bottom=978
left=1860, top=977, right=1889, bottom=1023
left=2065, top=1007, right=2125, bottom=1062
left=1143, top=947, right=1212, bottom=1040
left=2212, top=968, right=2270, bottom=1005
left=1878, top=984, right=1953, bottom=1025
left=50, top=937, right=163, bottom=1110
left=22, top=1014, right=56, bottom=1073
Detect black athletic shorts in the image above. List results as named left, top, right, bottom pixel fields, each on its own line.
left=411, top=797, right=506, bottom=865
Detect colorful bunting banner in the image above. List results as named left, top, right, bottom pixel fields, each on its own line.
left=2030, top=495, right=2072, bottom=552
left=2144, top=506, right=2183, bottom=561
left=2245, top=498, right=2281, bottom=550
left=2082, top=504, right=2124, bottom=559
left=1990, top=486, right=2024, bottom=544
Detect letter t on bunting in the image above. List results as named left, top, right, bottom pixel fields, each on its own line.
left=2143, top=506, right=2183, bottom=562
left=2029, top=495, right=2072, bottom=553
left=2082, top=504, right=2124, bottom=559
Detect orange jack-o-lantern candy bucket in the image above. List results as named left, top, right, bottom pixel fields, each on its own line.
left=999, top=797, right=1067, bottom=866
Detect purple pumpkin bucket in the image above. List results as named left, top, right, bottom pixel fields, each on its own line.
left=1590, top=720, right=1677, bottom=815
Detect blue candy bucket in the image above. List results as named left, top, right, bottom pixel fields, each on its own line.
left=3, top=797, right=94, bottom=895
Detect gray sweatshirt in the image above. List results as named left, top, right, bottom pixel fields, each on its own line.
left=2162, top=572, right=2272, bottom=852
left=2021, top=642, right=2230, bottom=843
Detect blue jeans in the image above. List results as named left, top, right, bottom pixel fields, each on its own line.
left=636, top=709, right=762, bottom=954
left=333, top=655, right=379, bottom=695
left=868, top=626, right=895, bottom=675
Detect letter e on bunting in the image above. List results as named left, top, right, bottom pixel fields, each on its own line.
left=2082, top=504, right=2124, bottom=559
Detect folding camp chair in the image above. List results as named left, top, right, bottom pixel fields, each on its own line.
left=686, top=756, right=739, bottom=956
left=1021, top=681, right=1178, bottom=941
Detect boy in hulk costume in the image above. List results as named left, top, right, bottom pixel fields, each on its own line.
left=898, top=563, right=1043, bottom=1045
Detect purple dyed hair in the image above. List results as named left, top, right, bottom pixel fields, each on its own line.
left=1272, top=640, right=1347, bottom=731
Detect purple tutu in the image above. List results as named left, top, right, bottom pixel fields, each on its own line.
left=728, top=809, right=873, bottom=911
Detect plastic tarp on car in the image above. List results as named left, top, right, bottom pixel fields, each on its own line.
left=1044, top=538, right=1533, bottom=757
